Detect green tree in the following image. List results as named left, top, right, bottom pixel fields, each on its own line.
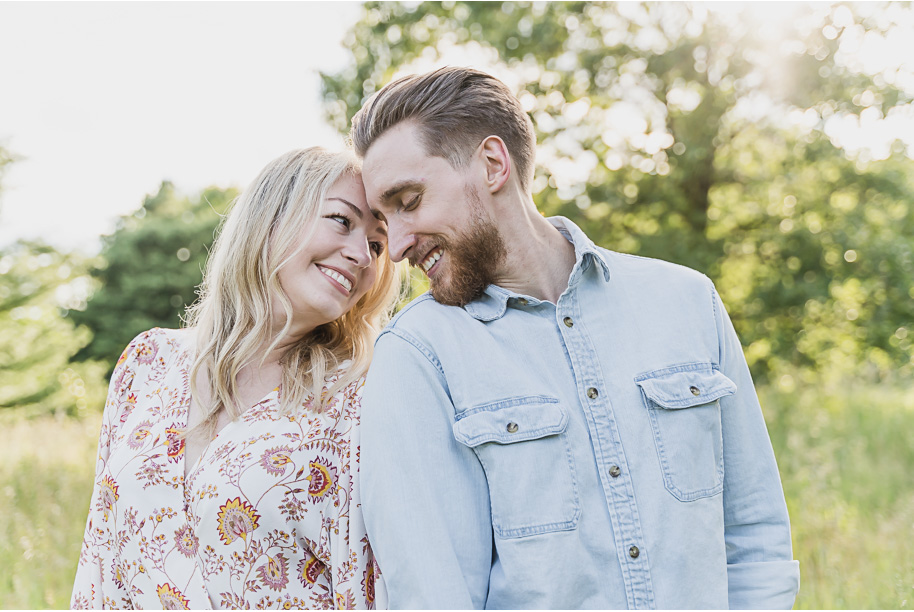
left=0, top=242, right=107, bottom=417
left=72, top=182, right=237, bottom=370
left=0, top=146, right=107, bottom=417
left=321, top=1, right=914, bottom=382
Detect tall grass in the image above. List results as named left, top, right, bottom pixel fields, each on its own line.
left=0, top=414, right=100, bottom=609
left=1, top=385, right=912, bottom=609
left=761, top=385, right=914, bottom=609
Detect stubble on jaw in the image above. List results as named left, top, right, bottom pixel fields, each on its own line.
left=427, top=185, right=507, bottom=308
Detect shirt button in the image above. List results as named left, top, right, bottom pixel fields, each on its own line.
left=587, top=387, right=599, bottom=399
left=629, top=545, right=640, bottom=559
left=517, top=298, right=528, bottom=306
left=506, top=422, right=519, bottom=433
left=690, top=385, right=701, bottom=396
left=563, top=317, right=574, bottom=327
left=609, top=465, right=621, bottom=478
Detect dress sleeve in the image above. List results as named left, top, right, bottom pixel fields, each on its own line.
left=70, top=334, right=145, bottom=609
left=327, top=378, right=386, bottom=610
left=710, top=284, right=801, bottom=609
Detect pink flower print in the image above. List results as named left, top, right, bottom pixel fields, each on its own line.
left=256, top=553, right=290, bottom=591
left=174, top=524, right=199, bottom=557
left=127, top=421, right=153, bottom=450
left=135, top=338, right=159, bottom=365
left=260, top=447, right=293, bottom=477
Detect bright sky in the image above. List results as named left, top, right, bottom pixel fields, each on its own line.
left=0, top=1, right=362, bottom=252
left=2, top=2, right=911, bottom=254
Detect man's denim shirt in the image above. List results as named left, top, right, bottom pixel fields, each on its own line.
left=361, top=217, right=800, bottom=609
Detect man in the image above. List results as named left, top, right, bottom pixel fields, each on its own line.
left=354, top=67, right=799, bottom=609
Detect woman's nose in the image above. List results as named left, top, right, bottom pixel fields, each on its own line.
left=343, top=235, right=372, bottom=268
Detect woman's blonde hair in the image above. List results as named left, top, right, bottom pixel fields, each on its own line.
left=184, top=147, right=402, bottom=436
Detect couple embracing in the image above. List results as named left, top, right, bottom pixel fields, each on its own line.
left=72, top=67, right=799, bottom=610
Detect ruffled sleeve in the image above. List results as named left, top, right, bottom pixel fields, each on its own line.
left=70, top=331, right=149, bottom=609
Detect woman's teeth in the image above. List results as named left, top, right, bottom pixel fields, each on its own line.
left=318, top=266, right=352, bottom=292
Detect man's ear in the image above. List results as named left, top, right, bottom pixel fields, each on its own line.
left=479, top=136, right=511, bottom=194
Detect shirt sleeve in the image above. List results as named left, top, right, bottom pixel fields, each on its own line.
left=360, top=329, right=493, bottom=609
left=71, top=337, right=141, bottom=609
left=710, top=283, right=801, bottom=609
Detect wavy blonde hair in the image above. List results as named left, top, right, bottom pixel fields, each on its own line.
left=184, top=147, right=402, bottom=437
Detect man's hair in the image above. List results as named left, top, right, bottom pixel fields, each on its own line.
left=350, top=66, right=537, bottom=191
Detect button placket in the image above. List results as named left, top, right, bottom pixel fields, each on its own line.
left=556, top=270, right=655, bottom=606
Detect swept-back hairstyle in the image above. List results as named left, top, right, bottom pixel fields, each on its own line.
left=184, top=147, right=401, bottom=437
left=350, top=66, right=537, bottom=190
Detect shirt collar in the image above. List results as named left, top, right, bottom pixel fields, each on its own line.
left=463, top=216, right=611, bottom=322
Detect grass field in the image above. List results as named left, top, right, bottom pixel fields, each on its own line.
left=1, top=385, right=912, bottom=609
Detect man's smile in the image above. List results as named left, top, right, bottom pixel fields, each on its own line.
left=418, top=247, right=443, bottom=274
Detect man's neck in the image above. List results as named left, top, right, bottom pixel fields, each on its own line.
left=492, top=201, right=577, bottom=304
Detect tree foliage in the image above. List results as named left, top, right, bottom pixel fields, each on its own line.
left=321, top=1, right=914, bottom=383
left=72, top=182, right=237, bottom=370
left=0, top=241, right=107, bottom=417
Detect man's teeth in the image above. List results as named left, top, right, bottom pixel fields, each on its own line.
left=319, top=267, right=352, bottom=292
left=421, top=249, right=442, bottom=272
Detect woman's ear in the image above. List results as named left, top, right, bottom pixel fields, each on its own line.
left=479, top=136, right=511, bottom=194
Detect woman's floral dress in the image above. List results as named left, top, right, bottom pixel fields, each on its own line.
left=71, top=328, right=385, bottom=609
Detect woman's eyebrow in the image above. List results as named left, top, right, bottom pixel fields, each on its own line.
left=328, top=197, right=363, bottom=218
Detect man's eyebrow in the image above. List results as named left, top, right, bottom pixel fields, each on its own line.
left=380, top=179, right=423, bottom=203
left=328, top=197, right=362, bottom=219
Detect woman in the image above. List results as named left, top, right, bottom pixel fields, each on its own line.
left=71, top=148, right=401, bottom=609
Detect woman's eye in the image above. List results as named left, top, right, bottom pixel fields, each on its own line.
left=370, top=241, right=384, bottom=256
left=328, top=214, right=350, bottom=228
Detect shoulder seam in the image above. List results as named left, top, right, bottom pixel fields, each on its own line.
left=377, top=327, right=446, bottom=378
left=386, top=293, right=435, bottom=330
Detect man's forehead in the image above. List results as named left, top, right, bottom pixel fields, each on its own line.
left=362, top=151, right=431, bottom=201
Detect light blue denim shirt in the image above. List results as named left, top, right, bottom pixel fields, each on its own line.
left=361, top=217, right=799, bottom=609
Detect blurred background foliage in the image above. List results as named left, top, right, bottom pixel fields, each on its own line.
left=0, top=2, right=913, bottom=609
left=321, top=1, right=914, bottom=388
left=70, top=182, right=237, bottom=373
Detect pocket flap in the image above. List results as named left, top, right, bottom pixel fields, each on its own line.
left=635, top=364, right=736, bottom=409
left=453, top=400, right=567, bottom=447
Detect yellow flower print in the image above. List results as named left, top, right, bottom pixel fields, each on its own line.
left=305, top=457, right=338, bottom=504
left=156, top=583, right=190, bottom=610
left=97, top=475, right=119, bottom=520
left=165, top=426, right=185, bottom=463
left=297, top=553, right=325, bottom=587
left=216, top=497, right=260, bottom=545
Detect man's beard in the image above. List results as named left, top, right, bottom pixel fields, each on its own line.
left=425, top=186, right=507, bottom=307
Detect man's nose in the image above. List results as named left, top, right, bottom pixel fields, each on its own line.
left=386, top=220, right=417, bottom=263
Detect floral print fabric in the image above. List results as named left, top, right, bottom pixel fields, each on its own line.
left=71, top=328, right=383, bottom=609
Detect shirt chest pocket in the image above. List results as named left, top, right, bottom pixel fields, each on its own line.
left=452, top=396, right=580, bottom=539
left=635, top=364, right=737, bottom=502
